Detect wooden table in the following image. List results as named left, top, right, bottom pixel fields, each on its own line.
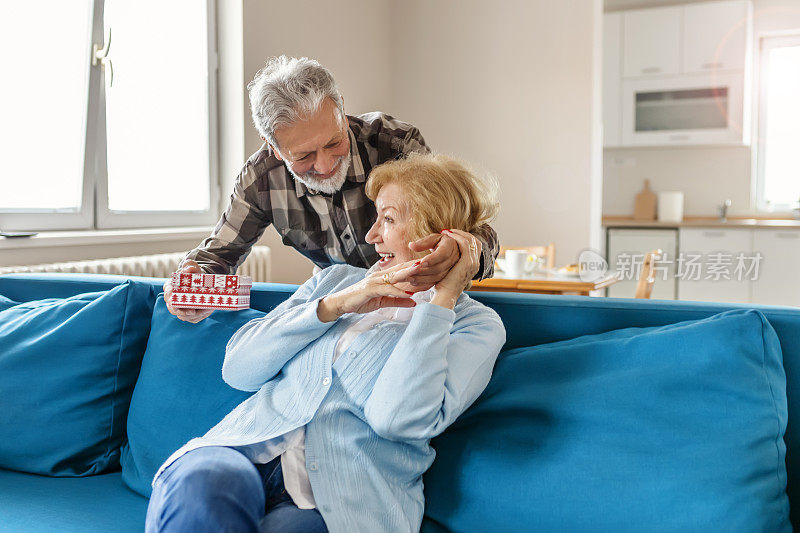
left=470, top=272, right=620, bottom=296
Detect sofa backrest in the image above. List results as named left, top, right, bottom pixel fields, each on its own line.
left=3, top=272, right=800, bottom=526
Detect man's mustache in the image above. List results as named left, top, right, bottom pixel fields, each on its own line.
left=303, top=155, right=347, bottom=179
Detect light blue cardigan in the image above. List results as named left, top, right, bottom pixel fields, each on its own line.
left=152, top=264, right=506, bottom=532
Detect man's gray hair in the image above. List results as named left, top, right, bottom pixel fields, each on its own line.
left=247, top=56, right=345, bottom=150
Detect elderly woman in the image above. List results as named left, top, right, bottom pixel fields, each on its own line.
left=145, top=153, right=506, bottom=533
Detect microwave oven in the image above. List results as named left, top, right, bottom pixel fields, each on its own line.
left=620, top=72, right=749, bottom=146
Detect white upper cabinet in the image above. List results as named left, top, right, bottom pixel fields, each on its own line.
left=603, top=13, right=623, bottom=147
left=607, top=0, right=752, bottom=146
left=621, top=71, right=746, bottom=146
left=623, top=6, right=682, bottom=78
left=682, top=0, right=749, bottom=73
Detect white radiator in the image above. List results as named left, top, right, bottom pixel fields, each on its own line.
left=0, top=246, right=272, bottom=282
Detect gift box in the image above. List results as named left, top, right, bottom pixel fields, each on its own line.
left=169, top=273, right=252, bottom=311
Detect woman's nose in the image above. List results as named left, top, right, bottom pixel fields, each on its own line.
left=365, top=221, right=380, bottom=244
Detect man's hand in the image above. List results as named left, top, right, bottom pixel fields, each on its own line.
left=163, top=260, right=215, bottom=324
left=430, top=229, right=482, bottom=309
left=407, top=231, right=481, bottom=289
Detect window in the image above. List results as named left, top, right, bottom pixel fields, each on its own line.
left=755, top=34, right=800, bottom=212
left=0, top=0, right=218, bottom=231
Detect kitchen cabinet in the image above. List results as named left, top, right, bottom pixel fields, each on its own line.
left=682, top=0, right=749, bottom=74
left=751, top=230, right=800, bottom=306
left=620, top=72, right=747, bottom=146
left=604, top=225, right=800, bottom=305
left=603, top=13, right=622, bottom=147
left=623, top=6, right=682, bottom=78
left=606, top=228, right=678, bottom=300
left=677, top=228, right=752, bottom=303
left=606, top=0, right=753, bottom=147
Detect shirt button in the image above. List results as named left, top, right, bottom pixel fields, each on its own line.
left=322, top=377, right=331, bottom=386
left=309, top=462, right=318, bottom=471
left=344, top=234, right=350, bottom=239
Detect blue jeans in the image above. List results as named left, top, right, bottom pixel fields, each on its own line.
left=145, top=446, right=328, bottom=532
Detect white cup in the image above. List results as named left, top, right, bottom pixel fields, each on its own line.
left=504, top=250, right=531, bottom=278
left=658, top=192, right=684, bottom=223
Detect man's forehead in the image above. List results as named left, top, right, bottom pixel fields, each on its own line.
left=275, top=99, right=345, bottom=154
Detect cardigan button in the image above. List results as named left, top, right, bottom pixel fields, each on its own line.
left=322, top=377, right=331, bottom=386
left=309, top=462, right=318, bottom=471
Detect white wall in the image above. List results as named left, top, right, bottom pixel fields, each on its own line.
left=239, top=0, right=394, bottom=283
left=389, top=0, right=603, bottom=266
left=236, top=0, right=603, bottom=278
left=6, top=1, right=604, bottom=281
left=603, top=0, right=800, bottom=217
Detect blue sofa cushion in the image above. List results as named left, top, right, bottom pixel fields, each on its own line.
left=0, top=281, right=156, bottom=476
left=121, top=295, right=264, bottom=497
left=0, top=294, right=18, bottom=311
left=0, top=468, right=148, bottom=532
left=423, top=309, right=791, bottom=532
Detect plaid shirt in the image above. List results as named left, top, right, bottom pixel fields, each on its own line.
left=184, top=112, right=498, bottom=279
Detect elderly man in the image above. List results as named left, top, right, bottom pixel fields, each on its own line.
left=167, top=56, right=499, bottom=322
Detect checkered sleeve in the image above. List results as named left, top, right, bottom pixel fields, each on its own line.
left=472, top=224, right=499, bottom=280
left=182, top=163, right=272, bottom=274
left=399, top=123, right=431, bottom=156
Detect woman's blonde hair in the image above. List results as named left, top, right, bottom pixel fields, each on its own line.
left=365, top=152, right=500, bottom=243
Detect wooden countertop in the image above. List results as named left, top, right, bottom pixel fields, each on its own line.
left=602, top=216, right=800, bottom=229
left=471, top=272, right=619, bottom=295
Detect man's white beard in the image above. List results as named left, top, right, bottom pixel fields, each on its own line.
left=288, top=154, right=351, bottom=195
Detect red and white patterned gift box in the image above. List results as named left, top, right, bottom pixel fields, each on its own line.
left=169, top=273, right=252, bottom=311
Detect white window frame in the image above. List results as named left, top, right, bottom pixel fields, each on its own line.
left=754, top=32, right=800, bottom=213
left=0, top=0, right=219, bottom=232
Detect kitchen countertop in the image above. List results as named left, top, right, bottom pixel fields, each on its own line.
left=602, top=216, right=800, bottom=229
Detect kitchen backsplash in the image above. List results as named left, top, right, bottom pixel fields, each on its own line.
left=602, top=0, right=800, bottom=219
left=603, top=145, right=756, bottom=216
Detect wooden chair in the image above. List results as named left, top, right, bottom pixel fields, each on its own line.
left=499, top=243, right=556, bottom=270
left=635, top=249, right=663, bottom=299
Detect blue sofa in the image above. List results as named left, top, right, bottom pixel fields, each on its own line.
left=1, top=272, right=799, bottom=532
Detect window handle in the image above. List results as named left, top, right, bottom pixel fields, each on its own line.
left=92, top=28, right=113, bottom=87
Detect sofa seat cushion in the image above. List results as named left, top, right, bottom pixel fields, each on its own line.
left=423, top=309, right=791, bottom=532
left=0, top=467, right=147, bottom=532
left=0, top=280, right=157, bottom=476
left=121, top=295, right=265, bottom=497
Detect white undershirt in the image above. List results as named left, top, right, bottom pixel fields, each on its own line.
left=280, top=287, right=434, bottom=509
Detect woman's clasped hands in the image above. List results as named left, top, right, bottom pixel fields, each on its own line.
left=317, top=260, right=421, bottom=322
left=316, top=228, right=481, bottom=323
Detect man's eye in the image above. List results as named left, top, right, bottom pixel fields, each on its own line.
left=298, top=154, right=312, bottom=161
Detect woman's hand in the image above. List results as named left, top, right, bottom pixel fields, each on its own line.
left=431, top=229, right=481, bottom=309
left=317, top=260, right=423, bottom=322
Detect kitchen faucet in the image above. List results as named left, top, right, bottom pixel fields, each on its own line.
left=717, top=199, right=732, bottom=222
